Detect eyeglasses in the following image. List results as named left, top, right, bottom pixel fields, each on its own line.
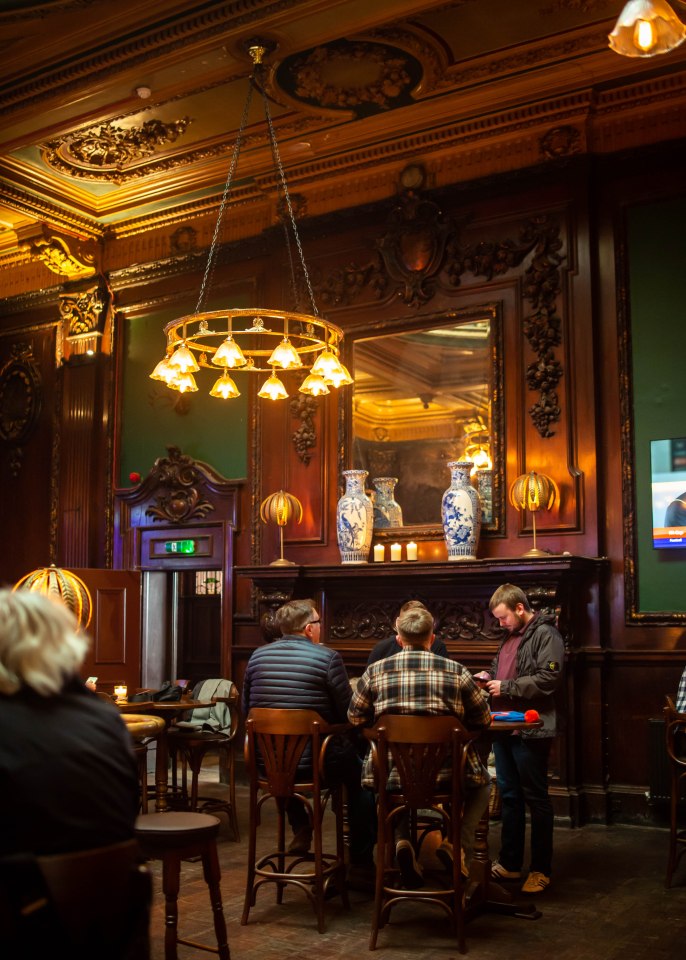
left=307, top=618, right=321, bottom=626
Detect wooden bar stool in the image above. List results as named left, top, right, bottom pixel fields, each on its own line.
left=664, top=696, right=686, bottom=887
left=241, top=708, right=350, bottom=933
left=135, top=811, right=230, bottom=960
left=365, top=714, right=475, bottom=953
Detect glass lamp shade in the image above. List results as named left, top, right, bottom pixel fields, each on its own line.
left=609, top=0, right=686, bottom=56
left=167, top=342, right=199, bottom=373
left=298, top=372, right=330, bottom=396
left=14, top=565, right=93, bottom=631
left=212, top=335, right=247, bottom=368
left=257, top=371, right=289, bottom=400
left=210, top=370, right=241, bottom=399
left=311, top=348, right=345, bottom=379
left=323, top=361, right=353, bottom=387
left=150, top=355, right=175, bottom=382
left=267, top=337, right=303, bottom=369
left=171, top=371, right=198, bottom=393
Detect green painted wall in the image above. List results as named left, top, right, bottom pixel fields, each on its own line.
left=119, top=306, right=248, bottom=485
left=628, top=196, right=686, bottom=612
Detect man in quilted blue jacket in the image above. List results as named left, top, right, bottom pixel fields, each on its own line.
left=242, top=598, right=375, bottom=874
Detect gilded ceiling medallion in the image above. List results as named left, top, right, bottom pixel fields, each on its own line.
left=275, top=39, right=423, bottom=117
left=42, top=117, right=192, bottom=182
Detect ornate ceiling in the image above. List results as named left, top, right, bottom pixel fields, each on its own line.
left=1, top=0, right=685, bottom=283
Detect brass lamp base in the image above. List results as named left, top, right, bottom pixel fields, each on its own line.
left=270, top=557, right=296, bottom=566
left=520, top=547, right=550, bottom=558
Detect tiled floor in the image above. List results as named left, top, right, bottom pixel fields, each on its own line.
left=146, top=770, right=686, bottom=960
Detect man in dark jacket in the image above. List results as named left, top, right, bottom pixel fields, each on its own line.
left=242, top=598, right=375, bottom=872
left=366, top=600, right=449, bottom=666
left=484, top=583, right=564, bottom=896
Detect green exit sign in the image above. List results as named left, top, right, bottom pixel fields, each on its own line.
left=164, top=539, right=196, bottom=555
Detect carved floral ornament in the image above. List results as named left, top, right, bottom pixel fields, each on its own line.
left=315, top=192, right=565, bottom=438
left=42, top=117, right=192, bottom=183
left=0, top=344, right=42, bottom=478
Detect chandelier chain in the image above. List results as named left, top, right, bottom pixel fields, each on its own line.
left=195, top=77, right=255, bottom=316
left=260, top=72, right=319, bottom=318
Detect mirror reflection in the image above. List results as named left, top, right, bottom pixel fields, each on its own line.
left=352, top=316, right=496, bottom=531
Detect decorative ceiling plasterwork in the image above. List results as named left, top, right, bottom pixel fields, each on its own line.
left=43, top=117, right=192, bottom=183
left=271, top=27, right=445, bottom=117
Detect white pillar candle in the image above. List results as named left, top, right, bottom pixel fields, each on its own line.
left=114, top=684, right=128, bottom=702
left=390, top=543, right=402, bottom=562
left=406, top=541, right=418, bottom=561
left=373, top=543, right=385, bottom=562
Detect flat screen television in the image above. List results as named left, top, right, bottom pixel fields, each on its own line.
left=651, top=437, right=686, bottom=549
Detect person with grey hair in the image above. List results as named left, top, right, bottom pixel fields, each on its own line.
left=242, top=597, right=376, bottom=884
left=0, top=588, right=140, bottom=856
left=349, top=605, right=491, bottom=889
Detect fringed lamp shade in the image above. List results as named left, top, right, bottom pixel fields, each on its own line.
left=13, top=565, right=93, bottom=630
left=259, top=491, right=303, bottom=566
left=509, top=471, right=559, bottom=557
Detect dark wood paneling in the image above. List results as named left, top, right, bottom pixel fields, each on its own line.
left=75, top=568, right=141, bottom=695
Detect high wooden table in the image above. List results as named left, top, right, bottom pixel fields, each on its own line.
left=117, top=699, right=212, bottom=812
left=466, top=717, right=544, bottom=922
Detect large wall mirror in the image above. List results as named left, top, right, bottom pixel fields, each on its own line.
left=344, top=304, right=503, bottom=540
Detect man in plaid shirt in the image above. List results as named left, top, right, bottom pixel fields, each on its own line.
left=348, top=605, right=491, bottom=887
left=677, top=665, right=686, bottom=713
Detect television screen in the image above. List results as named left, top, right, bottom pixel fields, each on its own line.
left=651, top=437, right=686, bottom=549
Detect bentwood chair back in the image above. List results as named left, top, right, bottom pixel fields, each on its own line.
left=664, top=696, right=686, bottom=887
left=0, top=838, right=151, bottom=960
left=168, top=679, right=240, bottom=839
left=241, top=707, right=350, bottom=933
left=366, top=713, right=475, bottom=953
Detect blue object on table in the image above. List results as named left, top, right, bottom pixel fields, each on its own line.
left=491, top=711, right=527, bottom=722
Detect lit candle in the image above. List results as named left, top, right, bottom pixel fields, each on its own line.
left=114, top=684, right=128, bottom=702
left=373, top=543, right=385, bottom=562
left=390, top=543, right=402, bottom=562
left=406, top=541, right=418, bottom=561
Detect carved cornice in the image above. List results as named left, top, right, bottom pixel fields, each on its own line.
left=1, top=183, right=104, bottom=239
left=0, top=1, right=299, bottom=115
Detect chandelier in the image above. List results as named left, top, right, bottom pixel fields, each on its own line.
left=609, top=1, right=686, bottom=57
left=150, top=43, right=351, bottom=401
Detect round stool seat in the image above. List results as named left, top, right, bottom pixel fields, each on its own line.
left=122, top=714, right=166, bottom=740
left=136, top=811, right=221, bottom=845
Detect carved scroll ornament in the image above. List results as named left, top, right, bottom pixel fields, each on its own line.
left=0, top=345, right=42, bottom=477
left=145, top=445, right=214, bottom=523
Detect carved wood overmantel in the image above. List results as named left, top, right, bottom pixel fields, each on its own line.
left=236, top=553, right=608, bottom=826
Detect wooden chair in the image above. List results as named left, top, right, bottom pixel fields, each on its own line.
left=365, top=714, right=476, bottom=953
left=664, top=696, right=686, bottom=887
left=168, top=680, right=240, bottom=840
left=241, top=707, right=350, bottom=933
left=135, top=811, right=230, bottom=960
left=0, top=838, right=151, bottom=960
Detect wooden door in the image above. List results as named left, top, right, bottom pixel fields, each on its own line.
left=73, top=569, right=141, bottom=696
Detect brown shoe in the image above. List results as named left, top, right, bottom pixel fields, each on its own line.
left=287, top=826, right=312, bottom=855
left=521, top=871, right=550, bottom=894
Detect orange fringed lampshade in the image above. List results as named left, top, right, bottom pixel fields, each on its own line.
left=13, top=565, right=93, bottom=630
left=509, top=471, right=559, bottom=557
left=259, top=491, right=304, bottom=566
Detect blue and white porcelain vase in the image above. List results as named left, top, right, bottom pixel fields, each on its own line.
left=372, top=477, right=403, bottom=528
left=336, top=469, right=374, bottom=564
left=441, top=460, right=481, bottom=561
